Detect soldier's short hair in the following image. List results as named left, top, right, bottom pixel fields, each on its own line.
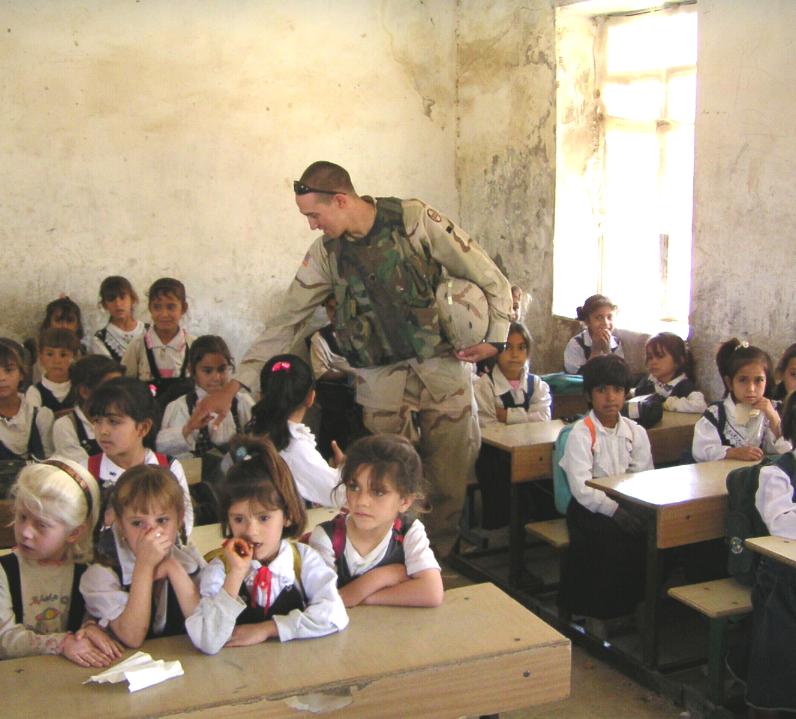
left=299, top=161, right=356, bottom=202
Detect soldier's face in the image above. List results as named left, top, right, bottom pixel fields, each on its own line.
left=296, top=193, right=347, bottom=238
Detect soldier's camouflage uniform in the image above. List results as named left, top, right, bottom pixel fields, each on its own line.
left=235, top=196, right=512, bottom=535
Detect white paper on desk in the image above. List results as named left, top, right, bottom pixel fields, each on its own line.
left=84, top=651, right=184, bottom=692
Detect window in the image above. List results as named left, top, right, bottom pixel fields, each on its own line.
left=554, top=3, right=697, bottom=332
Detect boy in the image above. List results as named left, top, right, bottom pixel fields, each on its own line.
left=24, top=328, right=79, bottom=414
left=557, top=354, right=651, bottom=621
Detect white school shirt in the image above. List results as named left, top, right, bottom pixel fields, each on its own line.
left=82, top=449, right=194, bottom=535
left=52, top=405, right=95, bottom=463
left=563, top=329, right=624, bottom=374
left=90, top=320, right=147, bottom=361
left=24, top=377, right=71, bottom=408
left=80, top=525, right=204, bottom=634
left=122, top=327, right=194, bottom=382
left=636, top=373, right=707, bottom=414
left=756, top=450, right=796, bottom=540
left=185, top=540, right=348, bottom=654
left=0, top=395, right=54, bottom=459
left=309, top=515, right=440, bottom=579
left=0, top=552, right=77, bottom=658
left=558, top=410, right=653, bottom=517
left=281, top=421, right=347, bottom=508
left=691, top=397, right=792, bottom=462
left=474, top=365, right=552, bottom=426
left=157, top=387, right=255, bottom=457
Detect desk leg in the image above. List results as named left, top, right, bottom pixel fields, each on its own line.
left=642, top=514, right=662, bottom=668
left=508, top=483, right=523, bottom=587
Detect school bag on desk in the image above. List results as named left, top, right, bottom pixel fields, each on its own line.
left=725, top=452, right=796, bottom=586
left=552, top=416, right=596, bottom=516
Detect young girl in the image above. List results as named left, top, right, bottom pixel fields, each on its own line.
left=309, top=434, right=443, bottom=608
left=773, top=342, right=796, bottom=401
left=52, top=355, right=123, bottom=463
left=80, top=465, right=204, bottom=648
left=0, top=338, right=54, bottom=461
left=84, top=376, right=194, bottom=535
left=692, top=339, right=791, bottom=462
left=558, top=355, right=652, bottom=619
left=474, top=322, right=551, bottom=426
left=91, top=276, right=148, bottom=363
left=563, top=294, right=624, bottom=374
left=249, top=354, right=345, bottom=508
left=24, top=328, right=80, bottom=414
left=631, top=332, right=707, bottom=413
left=122, top=277, right=194, bottom=399
left=185, top=436, right=348, bottom=654
left=157, top=335, right=254, bottom=458
left=1, top=459, right=121, bottom=666
left=25, top=297, right=85, bottom=384
left=739, top=391, right=796, bottom=716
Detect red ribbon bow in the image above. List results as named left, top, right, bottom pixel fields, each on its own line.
left=252, top=565, right=272, bottom=613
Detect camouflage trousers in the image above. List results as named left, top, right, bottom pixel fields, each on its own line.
left=362, top=369, right=480, bottom=538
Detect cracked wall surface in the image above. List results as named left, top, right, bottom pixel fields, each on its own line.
left=455, top=0, right=559, bottom=371
left=0, top=0, right=457, bottom=359
left=692, top=0, right=796, bottom=398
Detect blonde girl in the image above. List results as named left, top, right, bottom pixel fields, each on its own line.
left=0, top=459, right=120, bottom=666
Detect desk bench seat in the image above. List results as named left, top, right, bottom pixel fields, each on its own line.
left=525, top=519, right=570, bottom=550
left=668, top=578, right=752, bottom=704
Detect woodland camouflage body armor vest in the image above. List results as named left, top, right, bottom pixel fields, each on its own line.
left=323, top=197, right=445, bottom=367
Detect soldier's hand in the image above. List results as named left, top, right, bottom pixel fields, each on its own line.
left=456, top=343, right=498, bottom=363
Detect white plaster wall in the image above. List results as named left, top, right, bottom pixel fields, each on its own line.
left=692, top=0, right=796, bottom=399
left=455, top=0, right=558, bottom=370
left=0, top=0, right=457, bottom=361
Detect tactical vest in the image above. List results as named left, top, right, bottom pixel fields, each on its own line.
left=323, top=197, right=445, bottom=368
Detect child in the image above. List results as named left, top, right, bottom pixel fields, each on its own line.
left=563, top=294, right=624, bottom=374
left=1, top=459, right=121, bottom=666
left=185, top=436, right=348, bottom=654
left=309, top=434, right=443, bottom=608
left=24, top=328, right=80, bottom=414
left=773, top=342, right=796, bottom=401
left=692, top=339, right=791, bottom=462
left=474, top=322, right=551, bottom=426
left=24, top=297, right=85, bottom=384
left=84, top=376, right=194, bottom=535
left=91, top=276, right=148, bottom=363
left=122, top=277, right=194, bottom=399
left=249, top=354, right=345, bottom=507
left=52, top=355, right=123, bottom=463
left=157, top=335, right=254, bottom=458
left=80, top=465, right=204, bottom=647
left=558, top=355, right=652, bottom=619
left=0, top=338, right=54, bottom=461
left=631, top=332, right=706, bottom=413
left=740, top=391, right=796, bottom=715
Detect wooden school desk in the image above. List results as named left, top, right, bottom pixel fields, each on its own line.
left=587, top=459, right=753, bottom=667
left=746, top=535, right=796, bottom=569
left=0, top=583, right=571, bottom=719
left=472, top=412, right=699, bottom=588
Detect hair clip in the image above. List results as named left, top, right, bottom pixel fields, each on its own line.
left=735, top=341, right=750, bottom=351
left=271, top=360, right=291, bottom=373
left=234, top=446, right=251, bottom=463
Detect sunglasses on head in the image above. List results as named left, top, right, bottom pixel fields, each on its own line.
left=293, top=181, right=344, bottom=196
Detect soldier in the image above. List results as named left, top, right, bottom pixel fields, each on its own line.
left=201, top=162, right=512, bottom=537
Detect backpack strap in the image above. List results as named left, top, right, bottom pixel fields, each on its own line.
left=143, top=340, right=162, bottom=381
left=87, top=453, right=103, bottom=480
left=702, top=402, right=731, bottom=446
left=178, top=343, right=188, bottom=379
left=27, top=406, right=45, bottom=460
left=583, top=415, right=597, bottom=450
left=331, top=512, right=347, bottom=560
left=66, top=564, right=87, bottom=632
left=0, top=554, right=23, bottom=623
left=574, top=332, right=591, bottom=360
left=154, top=452, right=172, bottom=468
left=231, top=396, right=241, bottom=434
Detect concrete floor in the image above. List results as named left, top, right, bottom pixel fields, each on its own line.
left=438, top=556, right=687, bottom=719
